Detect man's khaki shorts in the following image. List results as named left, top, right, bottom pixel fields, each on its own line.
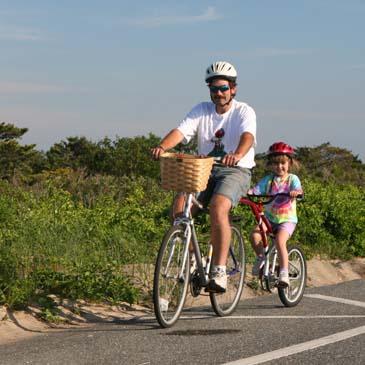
left=197, top=165, right=251, bottom=208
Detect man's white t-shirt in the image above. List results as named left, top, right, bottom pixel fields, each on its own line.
left=177, top=99, right=257, bottom=169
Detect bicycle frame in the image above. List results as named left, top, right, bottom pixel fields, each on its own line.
left=172, top=193, right=210, bottom=287
left=239, top=196, right=279, bottom=282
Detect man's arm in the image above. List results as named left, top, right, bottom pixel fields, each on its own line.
left=222, top=132, right=254, bottom=166
left=151, top=129, right=185, bottom=160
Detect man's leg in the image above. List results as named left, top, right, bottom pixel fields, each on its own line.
left=205, top=167, right=251, bottom=292
left=171, top=193, right=185, bottom=220
left=209, top=193, right=232, bottom=266
left=205, top=193, right=232, bottom=293
left=171, top=193, right=200, bottom=221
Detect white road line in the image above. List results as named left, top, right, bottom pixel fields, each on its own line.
left=218, top=315, right=365, bottom=319
left=223, top=325, right=365, bottom=365
left=305, top=294, right=365, bottom=308
left=143, top=314, right=365, bottom=321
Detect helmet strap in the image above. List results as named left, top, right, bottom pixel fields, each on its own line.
left=222, top=94, right=234, bottom=107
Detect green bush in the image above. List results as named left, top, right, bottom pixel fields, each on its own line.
left=293, top=179, right=365, bottom=258
left=0, top=170, right=364, bottom=310
left=0, top=173, right=171, bottom=309
left=32, top=261, right=139, bottom=304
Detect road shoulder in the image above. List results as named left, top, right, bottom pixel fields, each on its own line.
left=1, top=257, right=364, bottom=345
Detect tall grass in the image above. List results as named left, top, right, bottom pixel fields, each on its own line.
left=0, top=170, right=171, bottom=308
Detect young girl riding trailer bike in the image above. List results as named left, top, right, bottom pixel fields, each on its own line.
left=249, top=142, right=303, bottom=288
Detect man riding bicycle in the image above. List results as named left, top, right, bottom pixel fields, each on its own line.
left=151, top=61, right=257, bottom=293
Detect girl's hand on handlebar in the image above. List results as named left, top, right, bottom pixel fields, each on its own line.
left=289, top=190, right=303, bottom=199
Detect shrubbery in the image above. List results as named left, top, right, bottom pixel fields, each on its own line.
left=0, top=171, right=171, bottom=309
left=0, top=122, right=364, bottom=313
left=0, top=169, right=364, bottom=310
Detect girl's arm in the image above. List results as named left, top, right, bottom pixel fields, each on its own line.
left=250, top=174, right=271, bottom=195
left=289, top=175, right=303, bottom=198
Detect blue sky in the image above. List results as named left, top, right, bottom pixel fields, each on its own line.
left=1, top=0, right=365, bottom=161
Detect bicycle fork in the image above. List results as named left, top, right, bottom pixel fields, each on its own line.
left=263, top=243, right=279, bottom=283
left=167, top=219, right=210, bottom=287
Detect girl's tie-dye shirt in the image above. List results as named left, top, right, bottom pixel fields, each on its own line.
left=252, top=173, right=302, bottom=224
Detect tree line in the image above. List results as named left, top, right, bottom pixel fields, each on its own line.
left=1, top=122, right=364, bottom=186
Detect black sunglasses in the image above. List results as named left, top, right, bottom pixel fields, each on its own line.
left=209, top=85, right=230, bottom=93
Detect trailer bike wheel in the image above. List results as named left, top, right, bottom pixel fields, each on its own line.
left=210, top=225, right=246, bottom=316
left=278, top=245, right=307, bottom=307
left=153, top=225, right=190, bottom=328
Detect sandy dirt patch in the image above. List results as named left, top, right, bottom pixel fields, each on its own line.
left=1, top=257, right=364, bottom=345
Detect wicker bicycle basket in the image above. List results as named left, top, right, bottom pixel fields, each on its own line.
left=160, top=153, right=214, bottom=192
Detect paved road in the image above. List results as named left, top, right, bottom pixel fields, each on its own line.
left=1, top=280, right=364, bottom=365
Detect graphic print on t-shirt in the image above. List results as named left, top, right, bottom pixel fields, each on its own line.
left=208, top=128, right=227, bottom=158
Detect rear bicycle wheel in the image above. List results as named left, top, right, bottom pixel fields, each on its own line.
left=278, top=245, right=307, bottom=307
left=153, top=225, right=190, bottom=328
left=210, top=225, right=246, bottom=316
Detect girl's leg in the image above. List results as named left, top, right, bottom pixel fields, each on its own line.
left=275, top=229, right=290, bottom=271
left=250, top=225, right=264, bottom=256
left=250, top=225, right=266, bottom=276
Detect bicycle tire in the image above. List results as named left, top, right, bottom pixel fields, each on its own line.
left=153, top=225, right=190, bottom=328
left=278, top=245, right=307, bottom=307
left=210, top=225, right=246, bottom=316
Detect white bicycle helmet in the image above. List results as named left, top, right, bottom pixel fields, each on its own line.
left=205, top=61, right=237, bottom=83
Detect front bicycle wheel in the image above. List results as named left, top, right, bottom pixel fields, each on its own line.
left=210, top=225, right=246, bottom=316
left=262, top=245, right=280, bottom=293
left=278, top=245, right=307, bottom=307
left=153, top=225, right=190, bottom=328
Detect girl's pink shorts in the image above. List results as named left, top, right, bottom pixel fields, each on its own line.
left=271, top=222, right=296, bottom=237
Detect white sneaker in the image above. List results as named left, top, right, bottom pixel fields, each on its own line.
left=252, top=256, right=265, bottom=276
left=206, top=271, right=227, bottom=293
left=278, top=271, right=289, bottom=288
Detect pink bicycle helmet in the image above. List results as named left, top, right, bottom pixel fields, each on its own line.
left=267, top=142, right=295, bottom=157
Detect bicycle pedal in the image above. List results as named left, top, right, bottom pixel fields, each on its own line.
left=276, top=281, right=289, bottom=289
left=204, top=282, right=226, bottom=294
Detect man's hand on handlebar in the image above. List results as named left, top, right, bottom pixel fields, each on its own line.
left=151, top=145, right=165, bottom=160
left=222, top=152, right=241, bottom=167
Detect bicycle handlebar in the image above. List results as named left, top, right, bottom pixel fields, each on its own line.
left=246, top=192, right=304, bottom=205
left=212, top=155, right=240, bottom=167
